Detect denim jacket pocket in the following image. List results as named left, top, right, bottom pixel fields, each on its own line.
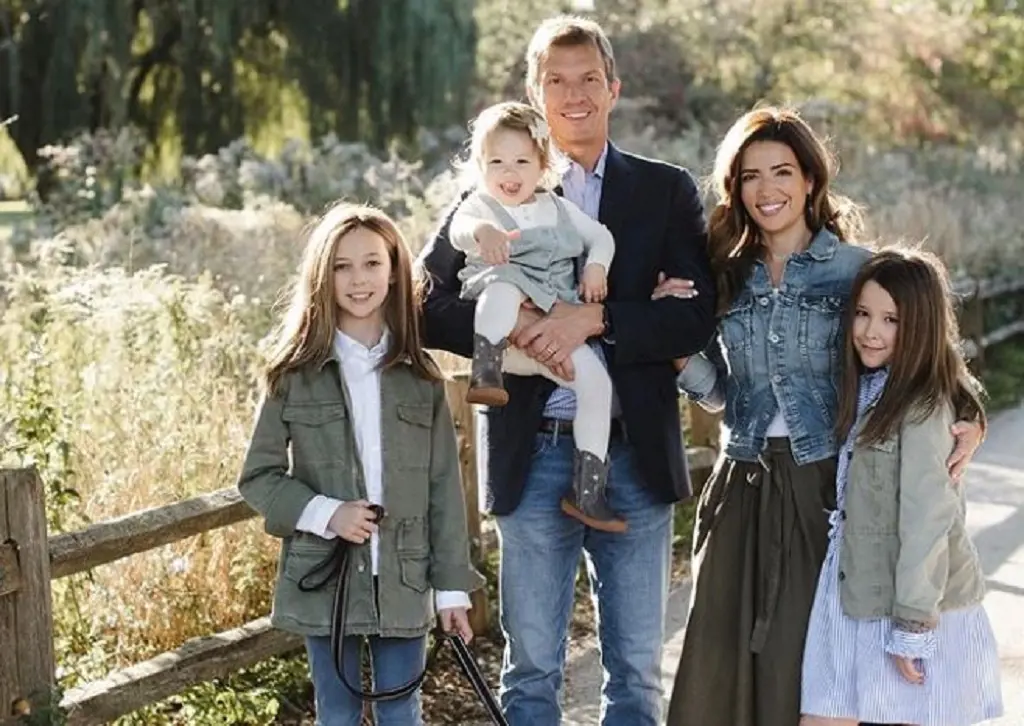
left=720, top=295, right=755, bottom=377
left=798, top=294, right=843, bottom=350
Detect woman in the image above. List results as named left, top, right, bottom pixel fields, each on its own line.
left=662, top=107, right=984, bottom=726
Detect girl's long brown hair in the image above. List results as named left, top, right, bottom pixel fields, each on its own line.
left=708, top=106, right=865, bottom=314
left=263, top=203, right=441, bottom=397
left=835, top=247, right=986, bottom=445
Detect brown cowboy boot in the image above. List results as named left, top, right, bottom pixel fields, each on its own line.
left=467, top=333, right=509, bottom=406
left=561, top=449, right=627, bottom=533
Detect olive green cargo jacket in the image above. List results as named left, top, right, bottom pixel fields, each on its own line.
left=237, top=353, right=484, bottom=638
left=840, top=403, right=985, bottom=629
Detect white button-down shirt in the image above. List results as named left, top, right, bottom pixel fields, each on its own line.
left=295, top=329, right=470, bottom=611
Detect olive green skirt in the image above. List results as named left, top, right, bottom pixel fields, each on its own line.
left=666, top=439, right=837, bottom=726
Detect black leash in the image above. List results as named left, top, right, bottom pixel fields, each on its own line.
left=296, top=505, right=508, bottom=725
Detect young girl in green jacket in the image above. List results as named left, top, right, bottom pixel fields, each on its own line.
left=237, top=203, right=484, bottom=726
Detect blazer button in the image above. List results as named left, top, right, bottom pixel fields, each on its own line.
left=838, top=571, right=846, bottom=581
left=841, top=510, right=847, bottom=520
left=357, top=563, right=366, bottom=573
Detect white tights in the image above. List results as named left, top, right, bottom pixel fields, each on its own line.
left=475, top=281, right=612, bottom=461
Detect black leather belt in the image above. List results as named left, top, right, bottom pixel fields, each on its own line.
left=538, top=417, right=625, bottom=440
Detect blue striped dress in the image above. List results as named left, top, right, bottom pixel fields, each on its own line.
left=801, top=370, right=1003, bottom=725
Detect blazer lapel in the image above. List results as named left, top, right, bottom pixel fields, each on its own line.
left=598, top=143, right=634, bottom=290
left=598, top=143, right=634, bottom=240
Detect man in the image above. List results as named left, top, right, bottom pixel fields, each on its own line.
left=416, top=16, right=716, bottom=726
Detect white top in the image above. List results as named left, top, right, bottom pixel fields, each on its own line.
left=766, top=286, right=791, bottom=438
left=765, top=409, right=790, bottom=437
left=295, top=329, right=470, bottom=611
left=450, top=191, right=616, bottom=272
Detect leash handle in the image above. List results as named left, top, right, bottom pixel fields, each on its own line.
left=298, top=505, right=429, bottom=702
left=295, top=506, right=507, bottom=723
left=438, top=629, right=510, bottom=726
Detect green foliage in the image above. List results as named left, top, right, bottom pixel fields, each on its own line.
left=0, top=280, right=80, bottom=532
left=982, top=339, right=1024, bottom=410
left=920, top=5, right=1024, bottom=134
left=1, top=3, right=1022, bottom=721
left=0, top=0, right=477, bottom=176
left=113, top=656, right=311, bottom=726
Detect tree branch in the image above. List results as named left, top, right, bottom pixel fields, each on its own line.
left=127, top=19, right=181, bottom=124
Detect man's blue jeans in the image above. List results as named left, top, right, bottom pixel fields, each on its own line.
left=495, top=428, right=673, bottom=726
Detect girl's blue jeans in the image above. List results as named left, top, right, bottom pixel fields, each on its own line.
left=306, top=633, right=426, bottom=726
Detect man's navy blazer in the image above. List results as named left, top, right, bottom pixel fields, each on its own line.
left=416, top=143, right=718, bottom=515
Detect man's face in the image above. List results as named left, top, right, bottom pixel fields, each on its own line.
left=532, top=42, right=619, bottom=153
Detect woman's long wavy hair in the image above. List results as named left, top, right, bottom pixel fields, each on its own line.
left=708, top=106, right=865, bottom=314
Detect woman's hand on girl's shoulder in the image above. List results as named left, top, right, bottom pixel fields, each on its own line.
left=327, top=500, right=379, bottom=544
left=947, top=418, right=985, bottom=482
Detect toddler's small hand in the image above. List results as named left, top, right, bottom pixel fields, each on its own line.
left=580, top=263, right=608, bottom=303
left=327, top=500, right=379, bottom=544
left=475, top=224, right=519, bottom=266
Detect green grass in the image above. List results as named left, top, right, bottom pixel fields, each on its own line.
left=0, top=199, right=31, bottom=243
left=982, top=337, right=1024, bottom=411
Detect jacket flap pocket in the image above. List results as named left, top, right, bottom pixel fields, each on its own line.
left=798, top=295, right=843, bottom=313
left=397, top=403, right=432, bottom=427
left=868, top=438, right=897, bottom=453
left=397, top=517, right=429, bottom=555
left=282, top=536, right=337, bottom=583
left=282, top=403, right=347, bottom=426
left=724, top=294, right=754, bottom=316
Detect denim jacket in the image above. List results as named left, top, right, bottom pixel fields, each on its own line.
left=678, top=229, right=871, bottom=464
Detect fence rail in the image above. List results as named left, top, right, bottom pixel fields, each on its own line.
left=1, top=272, right=1021, bottom=725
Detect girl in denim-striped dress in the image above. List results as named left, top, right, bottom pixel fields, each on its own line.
left=800, top=248, right=1002, bottom=726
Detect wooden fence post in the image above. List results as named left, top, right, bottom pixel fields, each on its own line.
left=0, top=469, right=56, bottom=721
left=443, top=376, right=491, bottom=636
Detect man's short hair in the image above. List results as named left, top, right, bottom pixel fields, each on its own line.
left=525, top=15, right=617, bottom=96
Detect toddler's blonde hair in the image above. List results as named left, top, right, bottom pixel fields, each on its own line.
left=459, top=101, right=564, bottom=191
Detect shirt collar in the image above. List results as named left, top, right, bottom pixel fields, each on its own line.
left=805, top=227, right=840, bottom=261
left=563, top=142, right=609, bottom=184
left=333, top=327, right=389, bottom=365
left=859, top=366, right=890, bottom=410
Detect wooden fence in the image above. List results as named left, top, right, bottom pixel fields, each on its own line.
left=1, top=273, right=1021, bottom=725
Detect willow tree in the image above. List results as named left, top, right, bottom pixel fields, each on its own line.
left=0, top=0, right=477, bottom=175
